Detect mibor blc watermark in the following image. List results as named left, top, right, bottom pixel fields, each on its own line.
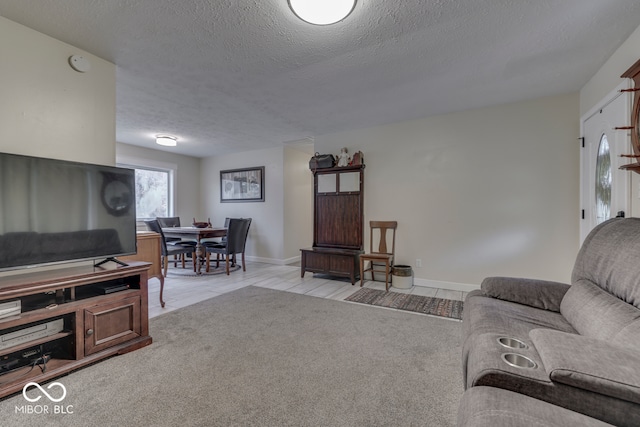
left=15, top=382, right=74, bottom=415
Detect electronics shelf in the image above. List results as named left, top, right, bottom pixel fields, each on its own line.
left=0, top=262, right=152, bottom=399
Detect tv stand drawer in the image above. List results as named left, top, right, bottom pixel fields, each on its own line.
left=84, top=295, right=142, bottom=356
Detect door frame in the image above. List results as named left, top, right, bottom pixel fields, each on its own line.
left=580, top=81, right=632, bottom=243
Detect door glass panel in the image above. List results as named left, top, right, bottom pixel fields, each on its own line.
left=595, top=134, right=611, bottom=224
left=317, top=174, right=336, bottom=193
left=339, top=172, right=360, bottom=192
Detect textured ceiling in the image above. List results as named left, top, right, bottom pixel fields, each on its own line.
left=2, top=0, right=640, bottom=158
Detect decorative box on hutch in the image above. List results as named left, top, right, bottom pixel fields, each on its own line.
left=300, top=164, right=364, bottom=284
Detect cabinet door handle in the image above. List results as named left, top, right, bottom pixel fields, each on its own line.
left=86, top=329, right=94, bottom=336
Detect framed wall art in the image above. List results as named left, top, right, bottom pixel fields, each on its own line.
left=220, top=166, right=265, bottom=202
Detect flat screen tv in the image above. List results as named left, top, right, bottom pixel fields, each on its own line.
left=0, top=152, right=137, bottom=271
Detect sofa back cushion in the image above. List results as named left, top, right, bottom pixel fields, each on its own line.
left=612, top=318, right=640, bottom=351
left=572, top=218, right=640, bottom=308
left=560, top=279, right=640, bottom=341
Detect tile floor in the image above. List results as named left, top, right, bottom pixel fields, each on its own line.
left=148, top=261, right=468, bottom=320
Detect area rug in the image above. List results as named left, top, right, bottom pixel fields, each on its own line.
left=166, top=263, right=241, bottom=277
left=345, top=287, right=464, bottom=320
left=0, top=286, right=463, bottom=427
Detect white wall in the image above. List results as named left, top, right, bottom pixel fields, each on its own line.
left=283, top=145, right=314, bottom=261
left=7, top=13, right=625, bottom=287
left=0, top=18, right=116, bottom=277
left=201, top=147, right=285, bottom=263
left=314, top=93, right=580, bottom=288
left=580, top=24, right=640, bottom=118
left=0, top=17, right=115, bottom=165
left=116, top=143, right=202, bottom=224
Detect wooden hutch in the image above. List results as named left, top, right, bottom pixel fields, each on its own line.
left=620, top=58, right=640, bottom=172
left=300, top=164, right=364, bottom=284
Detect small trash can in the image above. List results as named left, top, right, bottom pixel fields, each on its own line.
left=393, top=265, right=413, bottom=289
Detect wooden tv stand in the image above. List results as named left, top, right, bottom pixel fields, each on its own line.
left=0, top=262, right=152, bottom=399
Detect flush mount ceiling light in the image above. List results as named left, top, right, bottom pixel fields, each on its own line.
left=156, top=135, right=177, bottom=147
left=288, top=0, right=356, bottom=25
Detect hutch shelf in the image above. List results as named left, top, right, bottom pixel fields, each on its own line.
left=620, top=58, right=640, bottom=172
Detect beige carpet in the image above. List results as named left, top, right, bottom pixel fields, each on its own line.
left=0, top=286, right=464, bottom=426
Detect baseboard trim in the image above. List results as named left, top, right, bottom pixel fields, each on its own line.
left=245, top=255, right=300, bottom=266
left=245, top=256, right=480, bottom=291
left=413, top=277, right=479, bottom=292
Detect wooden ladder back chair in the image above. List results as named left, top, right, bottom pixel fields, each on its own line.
left=359, top=221, right=398, bottom=291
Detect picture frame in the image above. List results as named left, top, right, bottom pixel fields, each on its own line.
left=220, top=166, right=265, bottom=203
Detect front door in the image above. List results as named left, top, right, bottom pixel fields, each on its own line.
left=581, top=83, right=631, bottom=242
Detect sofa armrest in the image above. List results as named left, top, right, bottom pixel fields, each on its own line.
left=480, top=277, right=570, bottom=312
left=530, top=329, right=640, bottom=405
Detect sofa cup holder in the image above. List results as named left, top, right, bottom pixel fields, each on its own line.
left=497, top=337, right=529, bottom=350
left=501, top=353, right=537, bottom=369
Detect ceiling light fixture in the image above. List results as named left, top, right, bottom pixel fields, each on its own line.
left=288, top=0, right=356, bottom=25
left=156, top=135, right=177, bottom=147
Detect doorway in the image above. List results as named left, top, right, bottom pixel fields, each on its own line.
left=580, top=83, right=631, bottom=242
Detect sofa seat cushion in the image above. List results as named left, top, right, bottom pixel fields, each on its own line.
left=464, top=331, right=640, bottom=426
left=462, top=291, right=575, bottom=387
left=560, top=279, right=640, bottom=342
left=531, top=329, right=640, bottom=405
left=463, top=291, right=576, bottom=343
left=458, top=386, right=614, bottom=427
left=612, top=318, right=640, bottom=351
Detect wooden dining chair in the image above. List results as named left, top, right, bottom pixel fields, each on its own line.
left=359, top=221, right=398, bottom=291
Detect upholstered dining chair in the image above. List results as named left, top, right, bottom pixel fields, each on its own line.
left=202, top=217, right=234, bottom=265
left=156, top=216, right=197, bottom=247
left=205, top=218, right=251, bottom=274
left=359, top=221, right=398, bottom=291
left=144, top=220, right=196, bottom=276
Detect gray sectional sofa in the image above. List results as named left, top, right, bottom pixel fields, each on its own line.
left=459, top=218, right=640, bottom=426
left=457, top=386, right=613, bottom=426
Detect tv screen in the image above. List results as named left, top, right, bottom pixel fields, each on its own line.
left=0, top=152, right=137, bottom=270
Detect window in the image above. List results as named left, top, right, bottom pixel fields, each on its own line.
left=133, top=167, right=170, bottom=219
left=117, top=158, right=175, bottom=220
left=595, top=134, right=611, bottom=225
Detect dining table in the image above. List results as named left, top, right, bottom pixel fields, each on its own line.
left=162, top=226, right=227, bottom=275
